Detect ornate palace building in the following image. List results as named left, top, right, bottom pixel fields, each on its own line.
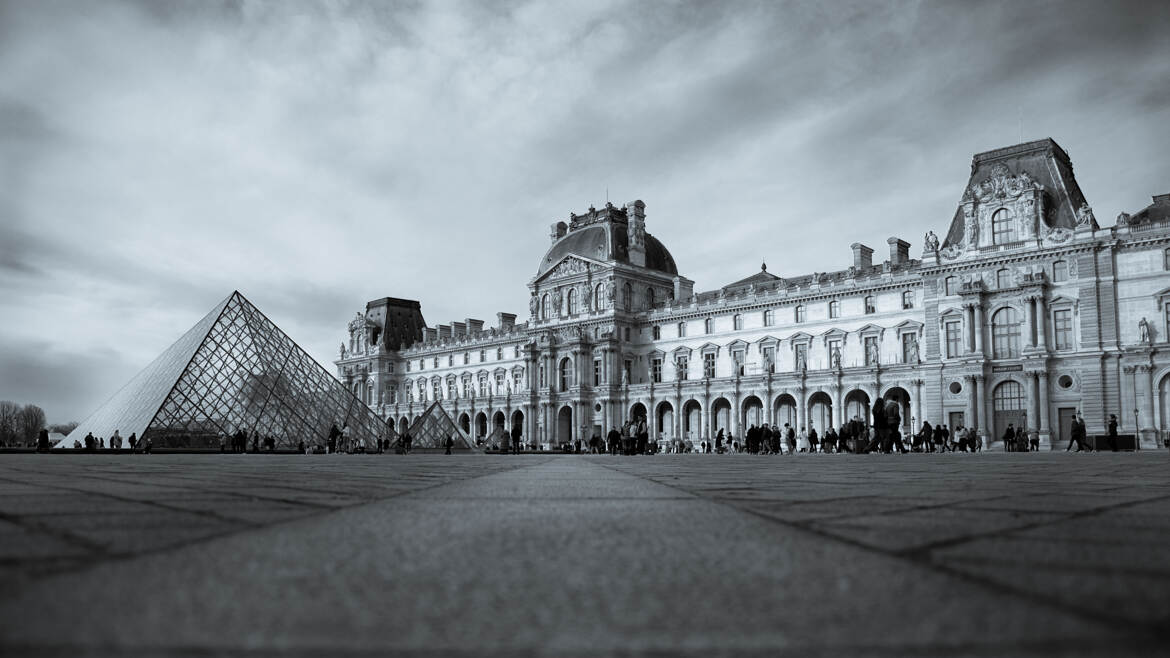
left=337, top=139, right=1170, bottom=450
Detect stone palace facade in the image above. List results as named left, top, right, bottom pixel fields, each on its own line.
left=336, top=139, right=1170, bottom=450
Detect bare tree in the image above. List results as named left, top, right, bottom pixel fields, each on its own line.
left=18, top=405, right=46, bottom=446
left=0, top=401, right=19, bottom=446
left=48, top=422, right=79, bottom=435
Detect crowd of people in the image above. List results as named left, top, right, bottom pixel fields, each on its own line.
left=580, top=402, right=1124, bottom=456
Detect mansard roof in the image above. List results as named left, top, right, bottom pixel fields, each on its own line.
left=723, top=263, right=782, bottom=292
left=536, top=204, right=678, bottom=277
left=942, top=138, right=1090, bottom=248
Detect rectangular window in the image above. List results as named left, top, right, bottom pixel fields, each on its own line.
left=624, top=328, right=631, bottom=342
left=652, top=325, right=661, bottom=340
left=513, top=370, right=523, bottom=391
left=1053, top=261, right=1068, bottom=282
left=479, top=350, right=486, bottom=362
left=388, top=385, right=398, bottom=404
left=703, top=353, right=716, bottom=378
left=594, top=359, right=602, bottom=386
left=764, top=310, right=775, bottom=326
left=651, top=358, right=662, bottom=383
left=463, top=352, right=469, bottom=364
left=496, top=348, right=503, bottom=360
left=732, top=351, right=745, bottom=375
left=478, top=376, right=488, bottom=397
left=945, top=277, right=956, bottom=296
left=864, top=336, right=878, bottom=366
left=677, top=322, right=687, bottom=338
left=433, top=357, right=438, bottom=368
left=763, top=346, right=775, bottom=373
left=432, top=380, right=442, bottom=400
left=448, top=379, right=456, bottom=399
left=1053, top=309, right=1073, bottom=350
left=406, top=361, right=411, bottom=372
left=945, top=321, right=962, bottom=358
left=495, top=372, right=505, bottom=391
left=514, top=346, right=520, bottom=358
left=677, top=356, right=689, bottom=381
left=389, top=363, right=395, bottom=373
left=624, top=359, right=633, bottom=383
left=447, top=355, right=453, bottom=367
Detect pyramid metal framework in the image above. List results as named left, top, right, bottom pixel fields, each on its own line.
left=399, top=401, right=476, bottom=451
left=67, top=291, right=394, bottom=449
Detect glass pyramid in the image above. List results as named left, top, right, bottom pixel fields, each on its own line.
left=399, top=401, right=476, bottom=451
left=67, top=291, right=393, bottom=450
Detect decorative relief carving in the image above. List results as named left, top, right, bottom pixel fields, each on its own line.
left=547, top=257, right=589, bottom=279
left=1045, top=226, right=1073, bottom=243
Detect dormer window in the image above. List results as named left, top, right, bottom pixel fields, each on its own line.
left=992, top=208, right=1016, bottom=244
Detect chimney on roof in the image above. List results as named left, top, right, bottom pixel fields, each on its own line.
left=550, top=221, right=568, bottom=243
left=437, top=324, right=452, bottom=340
left=497, top=312, right=516, bottom=331
left=851, top=243, right=873, bottom=270
left=1154, top=193, right=1170, bottom=206
left=887, top=238, right=910, bottom=266
left=466, top=318, right=484, bottom=334
left=451, top=321, right=467, bottom=336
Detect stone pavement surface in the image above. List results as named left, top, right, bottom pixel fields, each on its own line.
left=0, top=453, right=1167, bottom=656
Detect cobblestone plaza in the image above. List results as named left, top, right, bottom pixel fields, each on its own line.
left=1, top=452, right=1167, bottom=655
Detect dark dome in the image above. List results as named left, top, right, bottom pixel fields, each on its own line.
left=537, top=224, right=678, bottom=277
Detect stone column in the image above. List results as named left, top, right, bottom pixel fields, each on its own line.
left=965, top=375, right=977, bottom=435
left=1140, top=365, right=1157, bottom=447
left=1027, top=372, right=1039, bottom=435
left=973, top=305, right=985, bottom=355
left=797, top=385, right=807, bottom=432
left=974, top=375, right=989, bottom=446
left=911, top=379, right=922, bottom=425
left=1023, top=297, right=1035, bottom=348
left=675, top=393, right=683, bottom=440
left=982, top=376, right=995, bottom=448
left=732, top=391, right=742, bottom=439
left=965, top=305, right=976, bottom=353
left=1038, top=371, right=1051, bottom=449
left=833, top=385, right=844, bottom=429
left=1035, top=297, right=1048, bottom=351
left=701, top=395, right=711, bottom=441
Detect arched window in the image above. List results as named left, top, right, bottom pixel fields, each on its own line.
left=902, top=291, right=914, bottom=309
left=733, top=314, right=744, bottom=330
left=1052, top=260, right=1068, bottom=282
left=992, top=307, right=1020, bottom=358
left=567, top=288, right=578, bottom=315
left=559, top=357, right=573, bottom=392
left=704, top=318, right=713, bottom=334
left=794, top=305, right=806, bottom=323
left=944, top=276, right=956, bottom=296
left=996, top=268, right=1011, bottom=289
left=646, top=287, right=655, bottom=309
left=993, top=380, right=1024, bottom=411
left=541, top=294, right=550, bottom=320
left=829, top=300, right=840, bottom=319
left=992, top=208, right=1016, bottom=244
left=623, top=283, right=633, bottom=311
left=763, top=309, right=775, bottom=326
left=864, top=296, right=875, bottom=314
left=366, top=384, right=373, bottom=405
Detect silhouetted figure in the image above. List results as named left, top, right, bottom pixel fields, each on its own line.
left=1107, top=414, right=1119, bottom=451
left=444, top=435, right=454, bottom=455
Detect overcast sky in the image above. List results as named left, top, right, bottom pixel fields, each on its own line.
left=2, top=0, right=1169, bottom=423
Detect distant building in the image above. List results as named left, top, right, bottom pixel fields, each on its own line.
left=337, top=139, right=1170, bottom=450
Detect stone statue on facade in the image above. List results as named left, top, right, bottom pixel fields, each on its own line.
left=963, top=208, right=978, bottom=247
left=606, top=279, right=616, bottom=303
left=907, top=336, right=920, bottom=363
left=552, top=288, right=563, bottom=316
left=529, top=293, right=539, bottom=317
left=1117, top=211, right=1131, bottom=227
left=582, top=283, right=592, bottom=310
left=1139, top=317, right=1151, bottom=344
left=924, top=230, right=940, bottom=254
left=796, top=351, right=806, bottom=372
left=1076, top=202, right=1095, bottom=228
left=830, top=346, right=841, bottom=369
left=762, top=351, right=773, bottom=374
left=339, top=342, right=347, bottom=359
left=867, top=341, right=879, bottom=366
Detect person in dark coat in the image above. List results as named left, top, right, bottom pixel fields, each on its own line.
left=1106, top=414, right=1119, bottom=451
left=1066, top=412, right=1089, bottom=451
left=510, top=423, right=522, bottom=454
left=1002, top=424, right=1016, bottom=452
left=37, top=428, right=50, bottom=453
left=884, top=398, right=906, bottom=453
left=865, top=400, right=886, bottom=453
left=808, top=426, right=819, bottom=453
left=607, top=426, right=620, bottom=455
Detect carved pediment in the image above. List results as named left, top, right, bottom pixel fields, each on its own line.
left=671, top=345, right=692, bottom=357
left=537, top=255, right=598, bottom=284
left=894, top=319, right=924, bottom=335
left=787, top=331, right=813, bottom=343
left=969, top=164, right=1042, bottom=203
left=857, top=323, right=885, bottom=338
left=698, top=342, right=721, bottom=354
left=727, top=339, right=749, bottom=351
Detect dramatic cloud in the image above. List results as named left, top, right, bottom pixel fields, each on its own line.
left=2, top=0, right=1169, bottom=422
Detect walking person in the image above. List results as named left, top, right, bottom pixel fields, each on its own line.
left=444, top=434, right=454, bottom=455
left=1106, top=414, right=1119, bottom=452
left=1066, top=411, right=1089, bottom=452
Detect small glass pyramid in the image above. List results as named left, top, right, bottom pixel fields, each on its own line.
left=399, top=401, right=476, bottom=451
left=68, top=291, right=393, bottom=450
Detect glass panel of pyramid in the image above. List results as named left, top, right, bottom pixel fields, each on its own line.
left=67, top=291, right=394, bottom=450
left=399, top=401, right=476, bottom=451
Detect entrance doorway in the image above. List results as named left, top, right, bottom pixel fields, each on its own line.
left=993, top=381, right=1027, bottom=446
left=948, top=411, right=965, bottom=431
left=557, top=406, right=573, bottom=447
left=1057, top=407, right=1077, bottom=448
